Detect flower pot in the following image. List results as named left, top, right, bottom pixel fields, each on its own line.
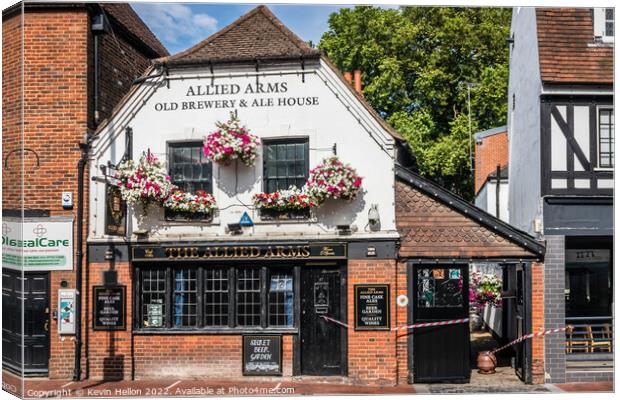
left=259, top=208, right=310, bottom=221
left=476, top=351, right=497, bottom=374
left=469, top=312, right=483, bottom=331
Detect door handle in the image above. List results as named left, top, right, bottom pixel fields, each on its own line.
left=44, top=321, right=49, bottom=332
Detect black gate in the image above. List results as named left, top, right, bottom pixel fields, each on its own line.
left=411, top=265, right=470, bottom=383
left=2, top=269, right=50, bottom=375
left=300, top=266, right=346, bottom=375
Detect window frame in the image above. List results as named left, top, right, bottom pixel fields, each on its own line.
left=596, top=106, right=614, bottom=170
left=166, top=140, right=214, bottom=194
left=593, top=8, right=614, bottom=43
left=261, top=137, right=310, bottom=194
left=134, top=264, right=299, bottom=334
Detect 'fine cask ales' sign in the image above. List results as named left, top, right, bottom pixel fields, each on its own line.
left=354, top=284, right=390, bottom=330
left=93, top=286, right=126, bottom=331
left=242, top=335, right=282, bottom=376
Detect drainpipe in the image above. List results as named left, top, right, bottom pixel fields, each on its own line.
left=73, top=138, right=90, bottom=381
left=495, top=164, right=501, bottom=219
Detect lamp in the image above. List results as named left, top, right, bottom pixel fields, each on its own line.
left=368, top=204, right=380, bottom=226
left=226, top=223, right=243, bottom=235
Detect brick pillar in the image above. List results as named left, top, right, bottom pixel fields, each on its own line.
left=543, top=236, right=566, bottom=383
left=530, top=261, right=545, bottom=384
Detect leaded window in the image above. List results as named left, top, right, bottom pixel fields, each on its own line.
left=599, top=109, right=614, bottom=168
left=236, top=268, right=262, bottom=326
left=168, top=142, right=213, bottom=194
left=173, top=268, right=198, bottom=327
left=268, top=271, right=294, bottom=326
left=141, top=268, right=166, bottom=328
left=263, top=139, right=309, bottom=193
left=605, top=8, right=614, bottom=37
left=204, top=268, right=229, bottom=326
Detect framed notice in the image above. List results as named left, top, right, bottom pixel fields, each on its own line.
left=58, top=289, right=76, bottom=334
left=242, top=335, right=282, bottom=376
left=93, top=286, right=126, bottom=331
left=354, top=284, right=390, bottom=330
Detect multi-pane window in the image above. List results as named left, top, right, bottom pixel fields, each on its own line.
left=204, top=268, right=229, bottom=326
left=173, top=269, right=198, bottom=327
left=168, top=142, right=213, bottom=193
left=237, top=268, right=262, bottom=326
left=269, top=271, right=294, bottom=326
left=141, top=269, right=166, bottom=328
left=263, top=139, right=309, bottom=193
left=605, top=8, right=614, bottom=37
left=599, top=109, right=614, bottom=168
left=138, top=266, right=295, bottom=330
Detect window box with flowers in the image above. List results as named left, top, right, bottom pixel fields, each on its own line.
left=253, top=187, right=316, bottom=221
left=163, top=190, right=217, bottom=222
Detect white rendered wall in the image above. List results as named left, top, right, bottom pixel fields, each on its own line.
left=88, top=60, right=398, bottom=243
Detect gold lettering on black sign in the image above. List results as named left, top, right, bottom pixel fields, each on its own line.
left=162, top=245, right=311, bottom=260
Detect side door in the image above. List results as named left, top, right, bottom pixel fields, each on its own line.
left=412, top=265, right=470, bottom=383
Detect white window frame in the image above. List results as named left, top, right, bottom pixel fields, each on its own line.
left=593, top=8, right=614, bottom=43
left=595, top=106, right=614, bottom=170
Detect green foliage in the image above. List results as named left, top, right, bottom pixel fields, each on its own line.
left=319, top=6, right=511, bottom=199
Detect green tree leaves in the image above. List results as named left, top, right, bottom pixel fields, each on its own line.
left=319, top=6, right=511, bottom=199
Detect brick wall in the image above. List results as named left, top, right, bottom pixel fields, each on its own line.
left=530, top=261, right=545, bottom=384
left=347, top=259, right=399, bottom=385
left=2, top=12, right=23, bottom=209
left=474, top=130, right=508, bottom=193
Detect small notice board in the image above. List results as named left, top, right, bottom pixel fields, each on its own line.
left=354, top=284, right=390, bottom=330
left=93, top=286, right=126, bottom=331
left=242, top=335, right=282, bottom=376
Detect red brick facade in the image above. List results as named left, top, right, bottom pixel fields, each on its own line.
left=531, top=262, right=545, bottom=384
left=1, top=4, right=166, bottom=380
left=474, top=129, right=508, bottom=194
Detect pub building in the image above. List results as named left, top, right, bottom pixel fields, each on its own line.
left=84, top=6, right=545, bottom=385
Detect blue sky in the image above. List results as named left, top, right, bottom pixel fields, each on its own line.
left=130, top=3, right=369, bottom=55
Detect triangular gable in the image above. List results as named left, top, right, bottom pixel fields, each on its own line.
left=396, top=165, right=544, bottom=259
left=158, top=5, right=320, bottom=65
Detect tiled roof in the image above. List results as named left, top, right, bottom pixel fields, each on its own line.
left=536, top=8, right=613, bottom=85
left=159, top=5, right=320, bottom=65
left=102, top=3, right=169, bottom=57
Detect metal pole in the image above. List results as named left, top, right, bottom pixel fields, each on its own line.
left=468, top=84, right=473, bottom=172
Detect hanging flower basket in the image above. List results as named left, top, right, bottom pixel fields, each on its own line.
left=163, top=189, right=217, bottom=221
left=304, top=156, right=363, bottom=204
left=203, top=112, right=260, bottom=167
left=253, top=186, right=315, bottom=220
left=115, top=151, right=176, bottom=209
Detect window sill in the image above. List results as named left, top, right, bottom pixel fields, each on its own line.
left=133, top=327, right=298, bottom=335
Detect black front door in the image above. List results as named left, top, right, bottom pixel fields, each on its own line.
left=300, top=266, right=345, bottom=375
left=2, top=269, right=50, bottom=375
left=412, top=265, right=470, bottom=383
left=514, top=264, right=528, bottom=381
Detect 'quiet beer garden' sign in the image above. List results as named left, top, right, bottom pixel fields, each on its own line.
left=354, top=284, right=390, bottom=330
left=93, top=286, right=126, bottom=330
left=243, top=335, right=282, bottom=376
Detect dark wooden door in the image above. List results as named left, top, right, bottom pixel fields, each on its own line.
left=514, top=264, right=527, bottom=381
left=2, top=269, right=50, bottom=375
left=300, top=267, right=345, bottom=375
left=412, top=265, right=470, bottom=383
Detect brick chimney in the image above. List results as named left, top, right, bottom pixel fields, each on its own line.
left=353, top=69, right=362, bottom=94
left=343, top=71, right=353, bottom=85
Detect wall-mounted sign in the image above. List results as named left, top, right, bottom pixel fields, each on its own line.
left=132, top=242, right=347, bottom=262
left=239, top=211, right=253, bottom=227
left=93, top=286, right=126, bottom=331
left=566, top=249, right=611, bottom=263
left=354, top=284, right=390, bottom=330
left=2, top=217, right=73, bottom=271
left=104, top=185, right=127, bottom=236
left=58, top=289, right=76, bottom=335
left=242, top=335, right=282, bottom=376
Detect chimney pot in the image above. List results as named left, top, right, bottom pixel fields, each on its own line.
left=343, top=71, right=353, bottom=85
left=353, top=70, right=362, bottom=94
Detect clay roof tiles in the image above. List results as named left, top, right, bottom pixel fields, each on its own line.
left=536, top=8, right=613, bottom=85
left=159, top=5, right=320, bottom=65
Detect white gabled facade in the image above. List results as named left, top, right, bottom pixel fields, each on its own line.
left=88, top=58, right=398, bottom=243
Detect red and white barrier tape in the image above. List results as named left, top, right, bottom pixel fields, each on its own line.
left=320, top=315, right=469, bottom=331
left=490, top=326, right=571, bottom=354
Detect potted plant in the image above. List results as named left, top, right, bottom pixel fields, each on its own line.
left=304, top=156, right=363, bottom=204
left=252, top=186, right=316, bottom=220
left=203, top=112, right=261, bottom=167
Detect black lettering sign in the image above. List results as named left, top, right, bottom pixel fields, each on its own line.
left=354, top=284, right=390, bottom=330
left=243, top=335, right=282, bottom=376
left=104, top=185, right=126, bottom=236
left=93, top=286, right=126, bottom=330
